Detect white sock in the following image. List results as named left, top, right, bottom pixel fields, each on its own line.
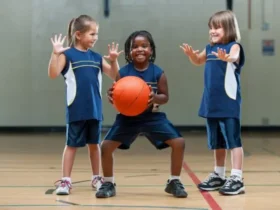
left=231, top=169, right=242, bottom=179
left=169, top=175, right=180, bottom=181
left=62, top=177, right=71, bottom=183
left=104, top=177, right=114, bottom=183
left=214, top=166, right=226, bottom=179
left=92, top=175, right=101, bottom=180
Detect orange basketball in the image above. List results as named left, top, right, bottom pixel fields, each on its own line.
left=112, top=76, right=150, bottom=116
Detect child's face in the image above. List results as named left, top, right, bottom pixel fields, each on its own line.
left=209, top=25, right=224, bottom=44
left=79, top=22, right=99, bottom=49
left=130, top=36, right=152, bottom=64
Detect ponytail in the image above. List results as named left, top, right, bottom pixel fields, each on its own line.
left=67, top=18, right=75, bottom=47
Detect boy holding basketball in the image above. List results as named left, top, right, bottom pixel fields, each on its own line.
left=96, top=30, right=187, bottom=199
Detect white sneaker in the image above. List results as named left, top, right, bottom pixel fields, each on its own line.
left=55, top=180, right=72, bottom=195
left=91, top=176, right=104, bottom=191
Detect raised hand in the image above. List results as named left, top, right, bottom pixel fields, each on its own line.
left=50, top=34, right=70, bottom=55
left=180, top=43, right=200, bottom=59
left=212, top=48, right=230, bottom=62
left=103, top=42, right=124, bottom=62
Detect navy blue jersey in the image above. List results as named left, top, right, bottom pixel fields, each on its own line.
left=61, top=48, right=103, bottom=123
left=199, top=42, right=245, bottom=119
left=115, top=62, right=166, bottom=125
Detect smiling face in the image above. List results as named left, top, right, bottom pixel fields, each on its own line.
left=208, top=10, right=240, bottom=45
left=209, top=25, right=225, bottom=44
left=130, top=35, right=152, bottom=66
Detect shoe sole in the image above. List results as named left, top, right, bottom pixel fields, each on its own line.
left=219, top=187, right=245, bottom=195
left=56, top=192, right=69, bottom=195
left=198, top=186, right=222, bottom=191
left=165, top=188, right=188, bottom=198
left=95, top=192, right=116, bottom=198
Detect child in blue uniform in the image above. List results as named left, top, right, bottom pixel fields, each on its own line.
left=96, top=30, right=187, bottom=198
left=48, top=15, right=123, bottom=195
left=180, top=10, right=245, bottom=195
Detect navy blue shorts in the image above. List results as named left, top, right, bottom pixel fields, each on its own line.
left=66, top=119, right=101, bottom=147
left=104, top=116, right=182, bottom=150
left=206, top=118, right=242, bottom=150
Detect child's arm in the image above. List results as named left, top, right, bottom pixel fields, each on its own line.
left=180, top=43, right=206, bottom=66
left=102, top=59, right=120, bottom=81
left=48, top=53, right=66, bottom=78
left=48, top=34, right=69, bottom=78
left=149, top=73, right=169, bottom=106
left=212, top=44, right=240, bottom=63
left=103, top=42, right=123, bottom=80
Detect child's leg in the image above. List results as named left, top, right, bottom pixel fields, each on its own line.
left=62, top=145, right=77, bottom=178
left=144, top=122, right=187, bottom=198
left=219, top=118, right=245, bottom=195
left=88, top=144, right=100, bottom=177
left=96, top=124, right=138, bottom=198
left=56, top=121, right=87, bottom=195
left=198, top=118, right=227, bottom=191
left=165, top=138, right=185, bottom=178
left=86, top=120, right=103, bottom=190
left=101, top=140, right=121, bottom=182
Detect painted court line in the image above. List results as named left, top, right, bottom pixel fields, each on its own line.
left=183, top=162, right=222, bottom=210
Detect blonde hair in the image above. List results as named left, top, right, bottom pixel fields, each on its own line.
left=67, top=15, right=98, bottom=47
left=208, top=10, right=241, bottom=44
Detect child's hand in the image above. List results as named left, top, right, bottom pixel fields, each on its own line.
left=50, top=34, right=70, bottom=55
left=148, top=86, right=154, bottom=107
left=107, top=82, right=115, bottom=104
left=212, top=48, right=230, bottom=62
left=104, top=42, right=124, bottom=62
left=180, top=43, right=200, bottom=59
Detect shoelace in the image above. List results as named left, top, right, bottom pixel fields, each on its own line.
left=99, top=182, right=113, bottom=190
left=92, top=176, right=104, bottom=184
left=223, top=176, right=239, bottom=188
left=54, top=180, right=72, bottom=189
left=202, top=172, right=218, bottom=183
left=172, top=180, right=185, bottom=189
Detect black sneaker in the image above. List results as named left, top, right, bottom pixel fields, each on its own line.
left=95, top=182, right=116, bottom=198
left=165, top=179, right=188, bottom=198
left=219, top=175, right=245, bottom=195
left=197, top=172, right=226, bottom=191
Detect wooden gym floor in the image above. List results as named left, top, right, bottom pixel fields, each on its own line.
left=0, top=131, right=279, bottom=210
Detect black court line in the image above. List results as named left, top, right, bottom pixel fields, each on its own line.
left=0, top=203, right=208, bottom=210
left=56, top=199, right=80, bottom=206
left=45, top=189, right=55, bottom=194
left=262, top=147, right=280, bottom=158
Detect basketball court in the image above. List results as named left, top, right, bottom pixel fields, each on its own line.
left=0, top=131, right=279, bottom=210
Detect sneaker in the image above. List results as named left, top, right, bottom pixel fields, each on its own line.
left=165, top=179, right=188, bottom=198
left=95, top=182, right=116, bottom=198
left=92, top=176, right=104, bottom=191
left=219, top=175, right=245, bottom=195
left=55, top=180, right=72, bottom=195
left=197, top=172, right=226, bottom=191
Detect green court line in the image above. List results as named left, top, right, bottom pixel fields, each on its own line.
left=0, top=204, right=208, bottom=210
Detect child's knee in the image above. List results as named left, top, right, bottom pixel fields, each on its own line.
left=168, top=138, right=185, bottom=149
left=101, top=140, right=120, bottom=155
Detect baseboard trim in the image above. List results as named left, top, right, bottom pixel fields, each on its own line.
left=0, top=126, right=279, bottom=133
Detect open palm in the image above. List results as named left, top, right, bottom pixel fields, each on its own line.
left=180, top=43, right=200, bottom=58
left=104, top=42, right=123, bottom=62
left=50, top=34, right=70, bottom=55
left=212, top=48, right=230, bottom=61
